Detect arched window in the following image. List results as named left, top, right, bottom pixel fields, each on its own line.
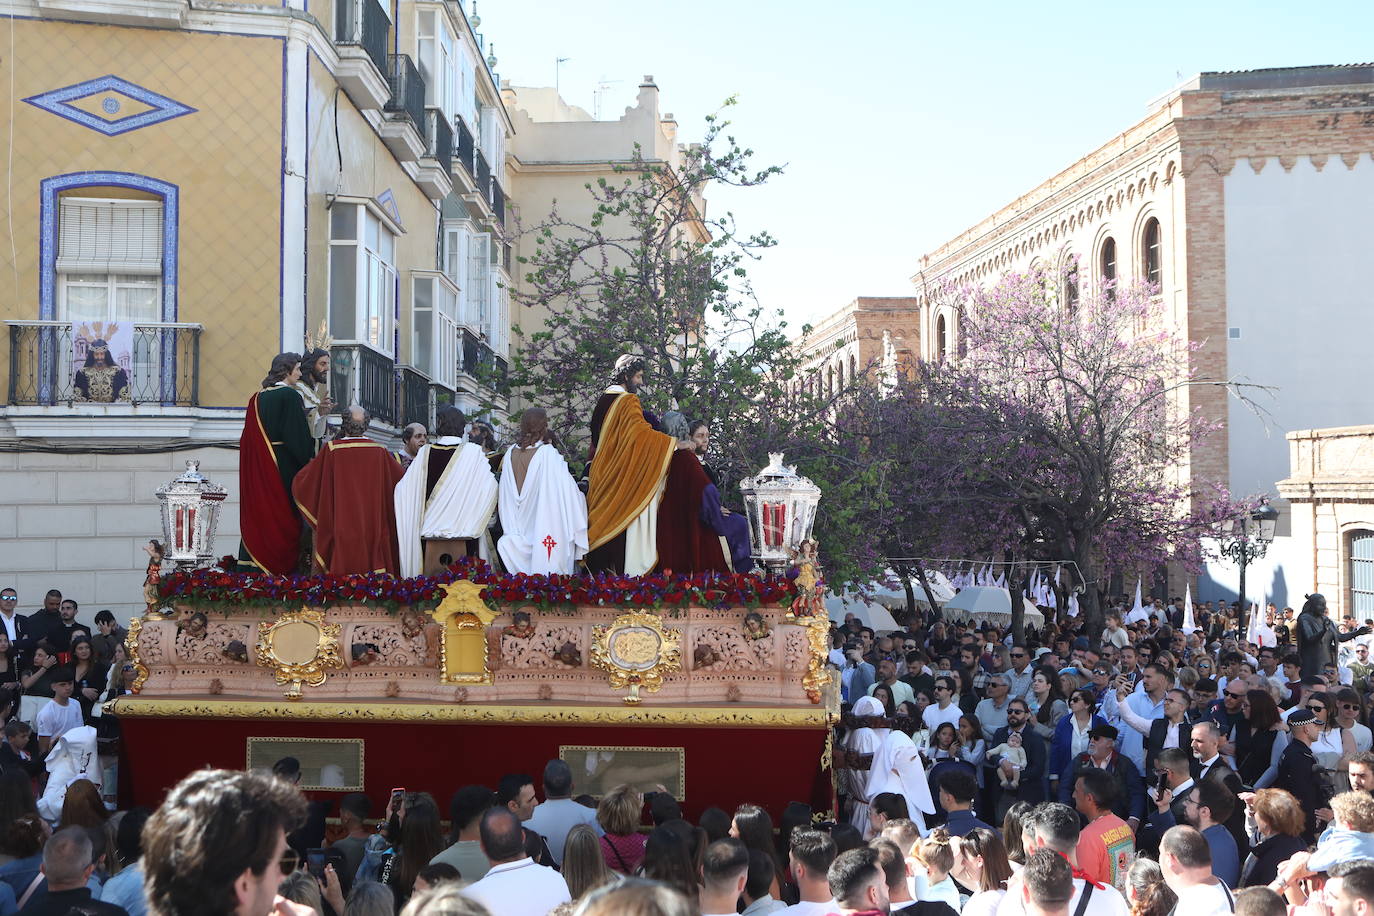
left=1064, top=261, right=1079, bottom=315
left=1353, top=530, right=1374, bottom=615
left=849, top=354, right=858, bottom=382
left=935, top=314, right=947, bottom=362
left=1100, top=237, right=1117, bottom=301
left=1142, top=218, right=1161, bottom=288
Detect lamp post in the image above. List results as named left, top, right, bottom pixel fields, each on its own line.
left=1221, top=499, right=1280, bottom=636
left=739, top=453, right=821, bottom=575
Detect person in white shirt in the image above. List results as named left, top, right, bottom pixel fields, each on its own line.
left=1103, top=614, right=1131, bottom=650
left=1021, top=849, right=1074, bottom=916
left=458, top=808, right=569, bottom=916
left=868, top=659, right=915, bottom=708
left=826, top=846, right=891, bottom=915
left=997, top=803, right=1129, bottom=916
left=524, top=759, right=601, bottom=866
left=781, top=829, right=837, bottom=915
left=1159, top=826, right=1235, bottom=916
left=35, top=667, right=83, bottom=755
left=700, top=838, right=751, bottom=916
left=923, top=676, right=963, bottom=733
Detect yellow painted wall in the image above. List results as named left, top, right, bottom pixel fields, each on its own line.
left=0, top=19, right=283, bottom=408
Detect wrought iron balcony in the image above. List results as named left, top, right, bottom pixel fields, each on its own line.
left=458, top=328, right=508, bottom=394
left=492, top=180, right=505, bottom=226
left=475, top=149, right=491, bottom=199
left=335, top=0, right=389, bottom=77
left=455, top=115, right=476, bottom=175
left=329, top=343, right=396, bottom=426
left=384, top=54, right=426, bottom=135
left=399, top=364, right=433, bottom=430
left=6, top=320, right=202, bottom=406
left=425, top=109, right=453, bottom=175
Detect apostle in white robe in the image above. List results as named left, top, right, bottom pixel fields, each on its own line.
left=868, top=711, right=936, bottom=838
left=497, top=409, right=588, bottom=575
left=394, top=406, right=498, bottom=577
left=846, top=696, right=886, bottom=837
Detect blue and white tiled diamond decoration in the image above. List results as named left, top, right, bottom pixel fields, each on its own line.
left=24, top=75, right=196, bottom=137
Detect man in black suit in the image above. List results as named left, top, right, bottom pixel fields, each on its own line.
left=22, top=588, right=65, bottom=657
left=1144, top=690, right=1194, bottom=776
left=0, top=588, right=30, bottom=667
left=1188, top=721, right=1248, bottom=853
left=987, top=697, right=1047, bottom=816
left=1137, top=747, right=1192, bottom=858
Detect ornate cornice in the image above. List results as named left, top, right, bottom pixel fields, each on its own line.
left=106, top=696, right=839, bottom=728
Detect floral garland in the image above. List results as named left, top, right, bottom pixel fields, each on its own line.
left=158, top=556, right=799, bottom=614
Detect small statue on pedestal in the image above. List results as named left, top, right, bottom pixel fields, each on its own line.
left=142, top=540, right=164, bottom=614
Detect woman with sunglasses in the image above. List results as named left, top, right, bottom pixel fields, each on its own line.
left=1048, top=688, right=1104, bottom=801
left=1334, top=688, right=1373, bottom=750
left=950, top=828, right=1014, bottom=916
left=1307, top=692, right=1356, bottom=771
left=1238, top=689, right=1288, bottom=788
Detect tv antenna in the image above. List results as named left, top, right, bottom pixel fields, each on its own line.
left=593, top=77, right=624, bottom=120
left=555, top=57, right=570, bottom=94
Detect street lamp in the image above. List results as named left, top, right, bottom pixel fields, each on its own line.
left=1221, top=499, right=1280, bottom=636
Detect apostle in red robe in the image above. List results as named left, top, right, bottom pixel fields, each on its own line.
left=293, top=407, right=406, bottom=575
left=655, top=412, right=731, bottom=575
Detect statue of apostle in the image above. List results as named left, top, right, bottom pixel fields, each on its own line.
left=657, top=411, right=752, bottom=574
left=237, top=353, right=314, bottom=574
left=1297, top=592, right=1369, bottom=677
left=394, top=406, right=498, bottom=576
left=292, top=407, right=405, bottom=575
left=497, top=409, right=588, bottom=575
left=585, top=355, right=692, bottom=575
left=295, top=348, right=336, bottom=453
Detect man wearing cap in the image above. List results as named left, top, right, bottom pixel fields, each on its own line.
left=583, top=355, right=692, bottom=575
left=1058, top=723, right=1146, bottom=830
left=1275, top=706, right=1328, bottom=841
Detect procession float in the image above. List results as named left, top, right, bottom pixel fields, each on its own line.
left=108, top=456, right=839, bottom=819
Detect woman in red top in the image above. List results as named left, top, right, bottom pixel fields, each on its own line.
left=597, top=784, right=647, bottom=873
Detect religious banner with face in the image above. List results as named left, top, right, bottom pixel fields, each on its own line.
left=72, top=321, right=133, bottom=402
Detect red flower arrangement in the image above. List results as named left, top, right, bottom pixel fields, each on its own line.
left=159, top=556, right=799, bottom=614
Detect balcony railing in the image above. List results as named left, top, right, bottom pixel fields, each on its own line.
left=458, top=328, right=508, bottom=393
left=455, top=115, right=476, bottom=178
left=7, top=320, right=201, bottom=406
left=329, top=343, right=396, bottom=426
left=399, top=364, right=432, bottom=430
left=335, top=0, right=389, bottom=76
left=425, top=108, right=453, bottom=175
left=492, top=180, right=505, bottom=226
left=384, top=54, right=426, bottom=134
left=475, top=149, right=491, bottom=199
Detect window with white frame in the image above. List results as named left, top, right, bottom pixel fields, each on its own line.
left=411, top=272, right=459, bottom=388
left=416, top=9, right=459, bottom=122
left=328, top=202, right=397, bottom=354
left=467, top=231, right=489, bottom=334
left=57, top=197, right=162, bottom=326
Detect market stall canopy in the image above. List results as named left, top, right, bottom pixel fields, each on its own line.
left=940, top=586, right=1044, bottom=628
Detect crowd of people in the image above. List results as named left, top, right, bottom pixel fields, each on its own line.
left=10, top=573, right=1374, bottom=915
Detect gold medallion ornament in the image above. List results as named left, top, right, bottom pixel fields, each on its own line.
left=589, top=611, right=683, bottom=705
left=255, top=608, right=343, bottom=699
left=432, top=581, right=497, bottom=684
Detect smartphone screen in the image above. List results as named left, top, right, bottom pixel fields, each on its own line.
left=306, top=850, right=326, bottom=879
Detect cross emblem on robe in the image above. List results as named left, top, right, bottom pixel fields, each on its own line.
left=542, top=535, right=558, bottom=560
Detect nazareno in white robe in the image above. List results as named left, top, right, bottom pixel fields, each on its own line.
left=868, top=718, right=936, bottom=838
left=394, top=437, right=498, bottom=577
left=847, top=696, right=886, bottom=837
left=497, top=442, right=589, bottom=576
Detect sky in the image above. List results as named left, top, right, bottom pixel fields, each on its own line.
left=479, top=0, right=1374, bottom=330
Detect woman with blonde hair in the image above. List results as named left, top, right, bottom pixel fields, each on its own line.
left=548, top=824, right=619, bottom=916
left=911, top=828, right=960, bottom=910
left=597, top=784, right=647, bottom=874
left=1239, top=788, right=1307, bottom=887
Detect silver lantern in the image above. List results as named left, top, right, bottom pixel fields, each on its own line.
left=155, top=460, right=228, bottom=568
left=738, top=452, right=821, bottom=573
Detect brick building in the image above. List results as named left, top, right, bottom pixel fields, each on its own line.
left=910, top=64, right=1374, bottom=606
left=792, top=296, right=922, bottom=398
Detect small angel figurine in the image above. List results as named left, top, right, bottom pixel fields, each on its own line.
left=503, top=611, right=536, bottom=640
left=142, top=539, right=165, bottom=613
left=693, top=644, right=719, bottom=670
left=743, top=612, right=770, bottom=641
left=554, top=641, right=582, bottom=667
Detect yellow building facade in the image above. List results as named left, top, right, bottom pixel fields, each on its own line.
left=0, top=0, right=512, bottom=621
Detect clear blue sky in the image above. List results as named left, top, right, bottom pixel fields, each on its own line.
left=480, top=0, right=1374, bottom=330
